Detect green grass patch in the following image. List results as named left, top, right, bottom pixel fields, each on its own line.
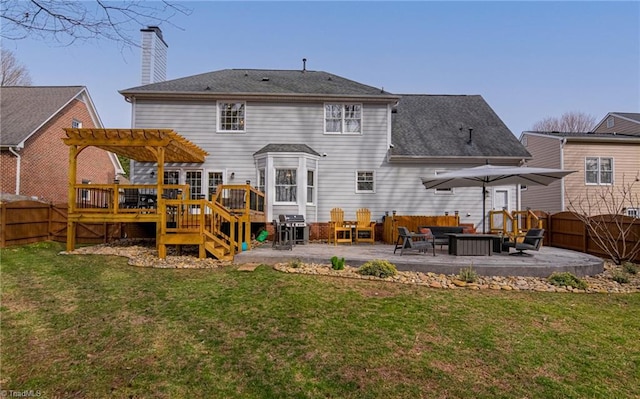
left=2, top=242, right=640, bottom=398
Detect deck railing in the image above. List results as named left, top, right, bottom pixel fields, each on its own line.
left=71, top=183, right=189, bottom=213
left=213, top=184, right=265, bottom=220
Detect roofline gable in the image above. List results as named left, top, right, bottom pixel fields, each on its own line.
left=593, top=112, right=640, bottom=131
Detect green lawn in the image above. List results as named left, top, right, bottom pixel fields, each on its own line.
left=1, top=242, right=639, bottom=399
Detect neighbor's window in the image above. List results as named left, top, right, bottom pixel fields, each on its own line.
left=626, top=208, right=639, bottom=218
left=356, top=171, right=375, bottom=193
left=325, top=103, right=362, bottom=134
left=208, top=172, right=223, bottom=199
left=585, top=157, right=613, bottom=185
left=607, top=117, right=614, bottom=128
left=275, top=169, right=296, bottom=202
left=307, top=170, right=315, bottom=204
left=72, top=119, right=82, bottom=128
left=218, top=101, right=245, bottom=132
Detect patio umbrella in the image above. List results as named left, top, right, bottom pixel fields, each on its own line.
left=421, top=164, right=575, bottom=232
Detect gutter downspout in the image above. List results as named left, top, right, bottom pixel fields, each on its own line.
left=560, top=138, right=567, bottom=211
left=8, top=146, right=21, bottom=195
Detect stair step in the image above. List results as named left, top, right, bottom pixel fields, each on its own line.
left=204, top=241, right=232, bottom=261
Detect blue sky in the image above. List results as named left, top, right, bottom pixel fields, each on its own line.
left=5, top=1, right=639, bottom=136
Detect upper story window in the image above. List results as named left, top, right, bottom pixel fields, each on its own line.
left=72, top=119, right=82, bottom=128
left=275, top=169, right=296, bottom=203
left=585, top=157, right=613, bottom=185
left=606, top=117, right=614, bottom=128
left=218, top=101, right=245, bottom=132
left=356, top=170, right=375, bottom=193
left=325, top=103, right=362, bottom=134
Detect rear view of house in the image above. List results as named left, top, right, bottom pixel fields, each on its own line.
left=0, top=86, right=123, bottom=203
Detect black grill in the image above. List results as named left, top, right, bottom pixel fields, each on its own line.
left=273, top=214, right=309, bottom=250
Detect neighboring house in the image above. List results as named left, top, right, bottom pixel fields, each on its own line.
left=520, top=121, right=640, bottom=215
left=118, top=28, right=530, bottom=231
left=0, top=86, right=123, bottom=203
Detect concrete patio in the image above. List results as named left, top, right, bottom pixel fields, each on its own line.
left=234, top=242, right=604, bottom=278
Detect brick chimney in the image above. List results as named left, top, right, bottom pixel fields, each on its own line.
left=140, top=26, right=168, bottom=85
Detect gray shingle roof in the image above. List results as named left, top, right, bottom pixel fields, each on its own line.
left=1, top=86, right=85, bottom=146
left=524, top=131, right=640, bottom=140
left=390, top=95, right=531, bottom=159
left=254, top=143, right=320, bottom=156
left=612, top=112, right=640, bottom=123
left=120, top=69, right=395, bottom=98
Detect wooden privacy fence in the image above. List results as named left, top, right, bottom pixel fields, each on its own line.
left=382, top=215, right=460, bottom=244
left=544, top=211, right=640, bottom=263
left=0, top=200, right=122, bottom=248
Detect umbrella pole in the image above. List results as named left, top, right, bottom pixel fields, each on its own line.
left=482, top=183, right=486, bottom=234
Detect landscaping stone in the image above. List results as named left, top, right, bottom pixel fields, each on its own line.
left=62, top=240, right=640, bottom=294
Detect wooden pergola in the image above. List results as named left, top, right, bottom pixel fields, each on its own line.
left=63, top=128, right=208, bottom=252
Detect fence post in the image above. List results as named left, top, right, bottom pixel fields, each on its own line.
left=0, top=203, right=6, bottom=248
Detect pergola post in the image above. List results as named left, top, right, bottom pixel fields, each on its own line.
left=66, top=145, right=78, bottom=252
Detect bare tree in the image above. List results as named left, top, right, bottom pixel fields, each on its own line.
left=1, top=0, right=190, bottom=48
left=1, top=49, right=32, bottom=86
left=567, top=174, right=640, bottom=264
left=532, top=111, right=597, bottom=132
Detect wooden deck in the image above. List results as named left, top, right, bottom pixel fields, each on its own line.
left=66, top=183, right=265, bottom=260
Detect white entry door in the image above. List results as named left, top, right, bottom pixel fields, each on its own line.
left=493, top=189, right=509, bottom=211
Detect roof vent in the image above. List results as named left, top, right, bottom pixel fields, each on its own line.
left=327, top=77, right=332, bottom=81
left=205, top=86, right=211, bottom=91
left=302, top=58, right=307, bottom=72
left=261, top=77, right=270, bottom=82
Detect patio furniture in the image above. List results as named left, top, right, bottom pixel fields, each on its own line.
left=394, top=226, right=435, bottom=256
left=419, top=226, right=464, bottom=249
left=354, top=208, right=376, bottom=244
left=448, top=234, right=500, bottom=256
left=503, top=228, right=545, bottom=256
left=123, top=188, right=141, bottom=208
left=328, top=208, right=352, bottom=245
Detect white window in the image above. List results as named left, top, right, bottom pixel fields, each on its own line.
left=434, top=170, right=453, bottom=195
left=218, top=101, right=245, bottom=132
left=72, top=119, right=82, bottom=128
left=208, top=172, right=223, bottom=199
left=325, top=103, right=362, bottom=134
left=258, top=169, right=265, bottom=193
left=607, top=117, right=614, bottom=128
left=275, top=169, right=296, bottom=203
left=307, top=170, right=315, bottom=204
left=356, top=171, right=375, bottom=193
left=163, top=170, right=180, bottom=185
left=626, top=208, right=639, bottom=218
left=585, top=157, right=613, bottom=185
left=186, top=171, right=203, bottom=199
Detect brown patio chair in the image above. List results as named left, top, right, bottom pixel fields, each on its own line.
left=354, top=208, right=376, bottom=244
left=328, top=208, right=352, bottom=245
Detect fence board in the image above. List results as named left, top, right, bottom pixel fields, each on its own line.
left=0, top=201, right=123, bottom=247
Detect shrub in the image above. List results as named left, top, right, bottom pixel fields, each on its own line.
left=330, top=256, right=345, bottom=270
left=358, top=259, right=397, bottom=279
left=548, top=272, right=588, bottom=290
left=611, top=270, right=630, bottom=284
left=458, top=266, right=478, bottom=283
left=289, top=258, right=303, bottom=269
left=622, top=261, right=638, bottom=275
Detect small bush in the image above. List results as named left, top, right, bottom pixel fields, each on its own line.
left=458, top=266, right=478, bottom=283
left=622, top=261, right=638, bottom=275
left=358, top=259, right=397, bottom=278
left=548, top=272, right=588, bottom=290
left=330, top=256, right=345, bottom=270
left=289, top=258, right=303, bottom=269
left=611, top=270, right=630, bottom=284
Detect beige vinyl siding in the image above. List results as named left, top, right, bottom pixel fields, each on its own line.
left=594, top=116, right=640, bottom=135
left=562, top=142, right=640, bottom=215
left=520, top=134, right=564, bottom=213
